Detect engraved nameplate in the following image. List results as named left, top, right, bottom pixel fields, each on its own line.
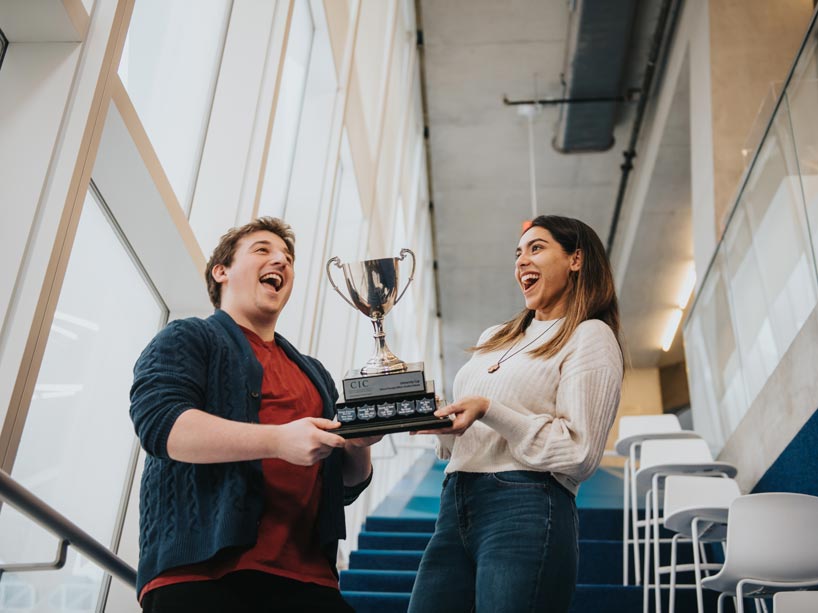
left=342, top=362, right=426, bottom=401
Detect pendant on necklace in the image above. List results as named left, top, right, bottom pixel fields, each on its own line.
left=487, top=363, right=500, bottom=374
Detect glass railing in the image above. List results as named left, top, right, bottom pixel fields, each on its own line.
left=683, top=9, right=818, bottom=455
left=0, top=27, right=8, bottom=72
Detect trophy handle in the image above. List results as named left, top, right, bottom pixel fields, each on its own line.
left=394, top=248, right=416, bottom=305
left=326, top=256, right=357, bottom=309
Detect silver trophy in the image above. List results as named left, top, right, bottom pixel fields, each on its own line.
left=326, top=249, right=415, bottom=374
left=325, top=249, right=446, bottom=438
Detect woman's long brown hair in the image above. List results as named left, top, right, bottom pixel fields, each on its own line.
left=473, top=215, right=622, bottom=360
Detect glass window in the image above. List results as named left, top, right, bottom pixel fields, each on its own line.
left=683, top=250, right=746, bottom=454
left=374, top=19, right=410, bottom=220
left=388, top=196, right=418, bottom=362
left=723, top=106, right=817, bottom=406
left=352, top=0, right=392, bottom=153
left=685, top=25, right=818, bottom=456
left=314, top=134, right=368, bottom=379
left=271, top=0, right=339, bottom=347
left=258, top=0, right=315, bottom=218
left=785, top=32, right=818, bottom=274
left=118, top=0, right=232, bottom=212
left=0, top=187, right=166, bottom=612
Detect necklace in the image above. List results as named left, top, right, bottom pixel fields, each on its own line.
left=487, top=318, right=561, bottom=373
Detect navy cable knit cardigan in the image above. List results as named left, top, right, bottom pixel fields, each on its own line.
left=129, top=309, right=369, bottom=595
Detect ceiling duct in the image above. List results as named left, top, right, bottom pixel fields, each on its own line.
left=554, top=0, right=638, bottom=153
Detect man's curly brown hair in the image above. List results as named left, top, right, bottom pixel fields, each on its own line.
left=205, top=217, right=295, bottom=308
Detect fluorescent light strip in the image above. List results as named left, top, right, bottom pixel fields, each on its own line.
left=661, top=308, right=684, bottom=352
left=676, top=265, right=697, bottom=309
left=660, top=263, right=696, bottom=352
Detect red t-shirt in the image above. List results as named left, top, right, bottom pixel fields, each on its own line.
left=140, top=327, right=337, bottom=601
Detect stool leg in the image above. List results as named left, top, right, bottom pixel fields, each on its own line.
left=699, top=542, right=708, bottom=575
left=652, top=475, right=663, bottom=613
left=642, top=493, right=652, bottom=613
left=669, top=533, right=679, bottom=613
left=691, top=517, right=705, bottom=613
left=623, top=456, right=630, bottom=585
left=631, top=444, right=642, bottom=585
left=736, top=580, right=747, bottom=613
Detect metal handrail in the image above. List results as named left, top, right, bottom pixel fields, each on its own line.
left=0, top=469, right=136, bottom=587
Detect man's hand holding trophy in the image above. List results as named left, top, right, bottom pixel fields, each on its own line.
left=325, top=249, right=450, bottom=438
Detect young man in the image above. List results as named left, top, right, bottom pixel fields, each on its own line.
left=130, top=217, right=377, bottom=612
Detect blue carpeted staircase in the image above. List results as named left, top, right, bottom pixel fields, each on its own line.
left=341, top=457, right=723, bottom=612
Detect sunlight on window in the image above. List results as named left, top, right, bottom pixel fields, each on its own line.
left=0, top=187, right=166, bottom=612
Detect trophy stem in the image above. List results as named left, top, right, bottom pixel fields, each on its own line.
left=361, top=318, right=407, bottom=375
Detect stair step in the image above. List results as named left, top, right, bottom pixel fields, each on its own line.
left=580, top=539, right=704, bottom=585
left=576, top=507, right=622, bottom=540
left=365, top=508, right=665, bottom=541
left=349, top=550, right=424, bottom=571
left=341, top=591, right=410, bottom=613
left=572, top=584, right=723, bottom=613
left=349, top=539, right=709, bottom=585
left=357, top=531, right=432, bottom=551
left=577, top=509, right=677, bottom=541
left=342, top=581, right=649, bottom=610
left=365, top=516, right=436, bottom=533
left=340, top=569, right=416, bottom=593
left=348, top=547, right=630, bottom=584
left=343, top=464, right=720, bottom=612
left=341, top=585, right=725, bottom=613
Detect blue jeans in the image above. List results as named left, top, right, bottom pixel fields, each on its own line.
left=408, top=471, right=578, bottom=613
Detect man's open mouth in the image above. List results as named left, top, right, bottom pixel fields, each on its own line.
left=260, top=272, right=283, bottom=290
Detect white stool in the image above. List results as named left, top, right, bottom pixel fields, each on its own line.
left=773, top=591, right=818, bottom=612
left=702, top=493, right=818, bottom=613
left=662, top=475, right=742, bottom=613
left=636, top=438, right=737, bottom=613
left=614, top=415, right=700, bottom=585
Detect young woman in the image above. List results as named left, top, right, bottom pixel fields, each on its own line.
left=408, top=215, right=624, bottom=613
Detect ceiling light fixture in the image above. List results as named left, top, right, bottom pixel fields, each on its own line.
left=676, top=264, right=697, bottom=310
left=661, top=262, right=697, bottom=352
left=661, top=308, right=683, bottom=352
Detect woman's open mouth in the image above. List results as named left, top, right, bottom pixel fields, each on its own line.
left=520, top=272, right=540, bottom=292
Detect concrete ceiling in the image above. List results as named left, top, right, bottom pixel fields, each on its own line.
left=418, top=0, right=692, bottom=393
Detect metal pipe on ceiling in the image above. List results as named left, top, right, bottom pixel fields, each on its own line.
left=554, top=0, right=640, bottom=153
left=606, top=0, right=682, bottom=255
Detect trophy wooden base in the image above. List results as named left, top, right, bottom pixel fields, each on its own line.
left=334, top=382, right=448, bottom=438
left=336, top=414, right=450, bottom=439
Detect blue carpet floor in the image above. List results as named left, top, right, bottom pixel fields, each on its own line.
left=342, top=457, right=728, bottom=612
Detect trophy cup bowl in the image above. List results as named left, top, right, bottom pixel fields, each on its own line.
left=326, top=249, right=415, bottom=375
left=326, top=248, right=450, bottom=438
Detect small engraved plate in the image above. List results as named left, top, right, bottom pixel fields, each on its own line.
left=337, top=408, right=357, bottom=423
left=416, top=397, right=435, bottom=414
left=377, top=402, right=397, bottom=418
left=397, top=400, right=416, bottom=416
left=342, top=363, right=426, bottom=401
left=357, top=405, right=376, bottom=420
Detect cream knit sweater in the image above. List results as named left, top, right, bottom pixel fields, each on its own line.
left=438, top=317, right=623, bottom=496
